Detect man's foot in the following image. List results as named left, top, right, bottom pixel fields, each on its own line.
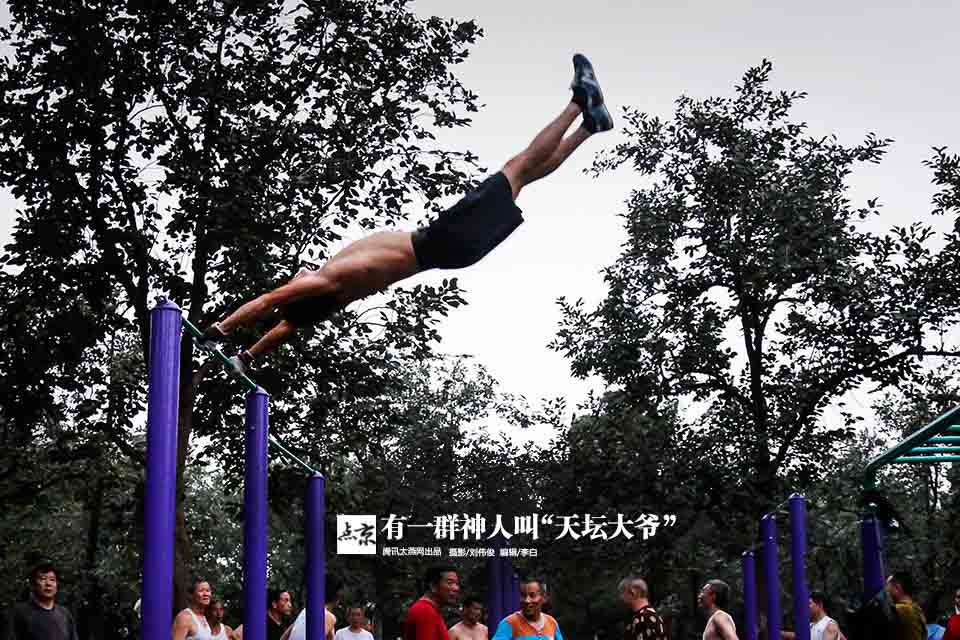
left=198, top=322, right=229, bottom=351
left=570, top=53, right=604, bottom=112
left=227, top=350, right=255, bottom=377
left=583, top=102, right=614, bottom=134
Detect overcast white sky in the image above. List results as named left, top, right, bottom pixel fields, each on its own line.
left=2, top=1, right=958, bottom=438
left=407, top=0, right=960, bottom=435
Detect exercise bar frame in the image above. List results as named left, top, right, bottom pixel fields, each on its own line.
left=141, top=299, right=327, bottom=640
left=741, top=494, right=810, bottom=640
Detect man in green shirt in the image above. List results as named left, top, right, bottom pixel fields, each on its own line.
left=885, top=572, right=926, bottom=640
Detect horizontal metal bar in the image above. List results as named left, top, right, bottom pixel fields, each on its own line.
left=892, top=455, right=960, bottom=464
left=929, top=436, right=960, bottom=443
left=181, top=316, right=321, bottom=475
left=181, top=316, right=258, bottom=390
left=949, top=426, right=960, bottom=433
left=908, top=446, right=960, bottom=453
left=269, top=436, right=321, bottom=476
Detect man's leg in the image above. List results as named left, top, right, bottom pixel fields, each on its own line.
left=501, top=102, right=583, bottom=200
left=500, top=54, right=612, bottom=199
left=521, top=126, right=592, bottom=184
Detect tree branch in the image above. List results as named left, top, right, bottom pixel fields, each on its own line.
left=773, top=346, right=925, bottom=468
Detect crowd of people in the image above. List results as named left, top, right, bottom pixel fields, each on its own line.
left=169, top=573, right=377, bottom=640
left=4, top=562, right=960, bottom=640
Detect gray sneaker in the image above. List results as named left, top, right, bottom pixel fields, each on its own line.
left=571, top=53, right=605, bottom=111
left=583, top=102, right=614, bottom=134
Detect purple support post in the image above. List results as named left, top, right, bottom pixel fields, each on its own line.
left=509, top=569, right=520, bottom=613
left=244, top=388, right=270, bottom=640
left=486, top=546, right=504, bottom=628
left=861, top=509, right=885, bottom=600
left=499, top=557, right=510, bottom=621
left=789, top=495, right=810, bottom=640
left=306, top=474, right=326, bottom=640
left=761, top=515, right=781, bottom=640
left=742, top=551, right=759, bottom=640
left=142, top=300, right=182, bottom=640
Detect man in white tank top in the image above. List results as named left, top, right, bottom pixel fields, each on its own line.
left=697, top=580, right=738, bottom=640
left=809, top=591, right=844, bottom=640
left=781, top=591, right=845, bottom=640
left=207, top=598, right=233, bottom=640
left=282, top=574, right=343, bottom=640
left=172, top=577, right=214, bottom=640
left=334, top=606, right=376, bottom=640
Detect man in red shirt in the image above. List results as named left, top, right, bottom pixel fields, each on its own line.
left=944, top=587, right=960, bottom=640
left=403, top=566, right=461, bottom=640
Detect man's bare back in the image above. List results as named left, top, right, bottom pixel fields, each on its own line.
left=449, top=621, right=488, bottom=640
left=703, top=610, right=737, bottom=640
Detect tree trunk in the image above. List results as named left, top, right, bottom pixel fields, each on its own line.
left=79, top=474, right=107, bottom=640
left=173, top=338, right=199, bottom=613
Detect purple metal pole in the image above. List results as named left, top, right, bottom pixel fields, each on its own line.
left=789, top=495, right=810, bottom=640
left=306, top=474, right=326, bottom=640
left=509, top=569, right=520, bottom=613
left=486, top=546, right=503, bottom=628
left=861, top=510, right=885, bottom=600
left=499, top=556, right=509, bottom=620
left=742, top=551, right=759, bottom=640
left=244, top=388, right=270, bottom=640
left=142, top=300, right=182, bottom=640
left=761, top=515, right=782, bottom=640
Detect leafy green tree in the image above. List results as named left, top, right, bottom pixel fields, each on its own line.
left=0, top=0, right=484, bottom=613
left=552, top=60, right=960, bottom=513
left=530, top=396, right=738, bottom=639
left=322, top=356, right=541, bottom=639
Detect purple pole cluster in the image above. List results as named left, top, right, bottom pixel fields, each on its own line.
left=143, top=301, right=327, bottom=640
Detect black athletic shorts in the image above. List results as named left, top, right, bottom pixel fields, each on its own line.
left=279, top=293, right=340, bottom=328
left=411, top=172, right=524, bottom=270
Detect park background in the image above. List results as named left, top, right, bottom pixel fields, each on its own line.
left=1, top=0, right=959, bottom=638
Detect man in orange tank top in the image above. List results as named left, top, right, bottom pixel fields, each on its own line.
left=491, top=577, right=565, bottom=640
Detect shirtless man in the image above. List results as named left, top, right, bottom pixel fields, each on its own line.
left=172, top=577, right=214, bottom=640
left=697, top=580, right=737, bottom=640
left=200, top=54, right=614, bottom=375
left=449, top=597, right=488, bottom=640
